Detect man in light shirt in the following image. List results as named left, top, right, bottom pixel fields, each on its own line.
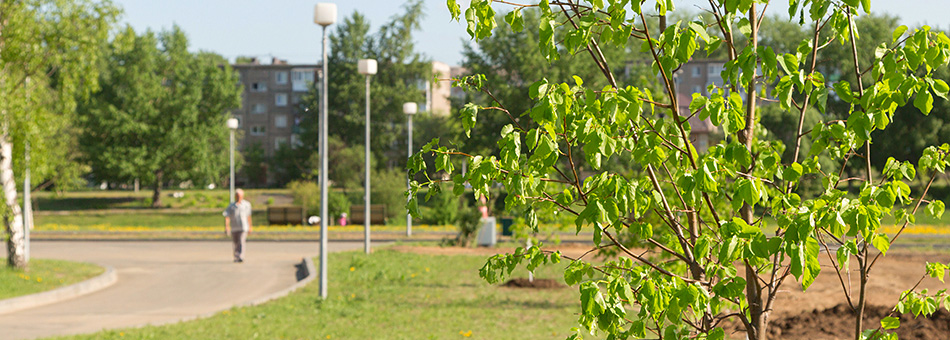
left=223, top=188, right=252, bottom=263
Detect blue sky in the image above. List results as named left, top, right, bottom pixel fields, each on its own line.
left=115, top=0, right=949, bottom=66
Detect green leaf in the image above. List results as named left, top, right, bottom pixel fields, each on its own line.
left=834, top=81, right=854, bottom=103
left=872, top=233, right=891, bottom=255
left=925, top=262, right=948, bottom=282
left=881, top=316, right=900, bottom=330
left=708, top=327, right=725, bottom=340
left=447, top=0, right=461, bottom=21
left=836, top=245, right=851, bottom=272
left=784, top=163, right=804, bottom=182
left=460, top=103, right=479, bottom=137
left=914, top=90, right=934, bottom=115
left=928, top=200, right=945, bottom=219
left=932, top=79, right=949, bottom=100
left=893, top=25, right=908, bottom=43
left=504, top=9, right=524, bottom=32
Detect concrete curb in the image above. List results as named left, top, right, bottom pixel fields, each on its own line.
left=0, top=266, right=117, bottom=315
left=242, top=257, right=316, bottom=307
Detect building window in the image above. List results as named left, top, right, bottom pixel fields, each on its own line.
left=291, top=70, right=314, bottom=82
left=708, top=64, right=723, bottom=76
left=292, top=94, right=302, bottom=105
left=275, top=115, right=288, bottom=128
left=251, top=82, right=267, bottom=92
left=693, top=66, right=701, bottom=77
left=275, top=93, right=288, bottom=107
left=274, top=137, right=288, bottom=150
left=250, top=125, right=266, bottom=136
left=275, top=71, right=288, bottom=85
left=253, top=103, right=266, bottom=114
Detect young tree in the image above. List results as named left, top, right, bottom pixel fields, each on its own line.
left=79, top=26, right=241, bottom=207
left=411, top=1, right=950, bottom=339
left=0, top=0, right=117, bottom=269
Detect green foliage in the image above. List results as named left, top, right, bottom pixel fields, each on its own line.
left=413, top=1, right=950, bottom=339
left=287, top=180, right=349, bottom=219
left=78, top=26, right=242, bottom=206
left=294, top=2, right=430, bottom=177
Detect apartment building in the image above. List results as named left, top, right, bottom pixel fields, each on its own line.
left=231, top=57, right=316, bottom=158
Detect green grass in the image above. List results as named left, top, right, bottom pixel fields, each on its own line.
left=33, top=189, right=290, bottom=211
left=35, top=212, right=268, bottom=228
left=57, top=249, right=586, bottom=340
left=0, top=258, right=104, bottom=300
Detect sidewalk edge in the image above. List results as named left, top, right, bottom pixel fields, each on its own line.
left=0, top=266, right=117, bottom=315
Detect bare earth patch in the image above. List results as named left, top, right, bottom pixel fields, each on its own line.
left=395, top=245, right=950, bottom=339
left=502, top=278, right=565, bottom=289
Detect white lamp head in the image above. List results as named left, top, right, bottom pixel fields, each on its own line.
left=403, top=102, right=418, bottom=115
left=358, top=59, right=377, bottom=75
left=313, top=3, right=337, bottom=27
left=226, top=118, right=239, bottom=130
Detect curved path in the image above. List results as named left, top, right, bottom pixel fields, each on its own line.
left=0, top=240, right=366, bottom=340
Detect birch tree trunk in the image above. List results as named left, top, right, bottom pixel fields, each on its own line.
left=1, top=127, right=26, bottom=269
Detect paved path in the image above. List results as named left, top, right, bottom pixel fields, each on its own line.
left=0, top=240, right=366, bottom=340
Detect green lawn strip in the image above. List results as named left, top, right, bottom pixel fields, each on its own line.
left=0, top=258, right=104, bottom=300
left=34, top=211, right=261, bottom=228
left=58, top=249, right=588, bottom=340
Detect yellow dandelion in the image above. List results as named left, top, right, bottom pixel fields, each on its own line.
left=326, top=336, right=332, bottom=339
left=36, top=277, right=42, bottom=283
left=349, top=267, right=355, bottom=272
left=120, top=332, right=125, bottom=337
left=425, top=267, right=430, bottom=272
left=464, top=330, right=473, bottom=337
left=410, top=273, right=417, bottom=278
left=459, top=331, right=465, bottom=335
left=351, top=293, right=356, bottom=298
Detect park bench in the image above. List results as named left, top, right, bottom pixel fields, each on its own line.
left=348, top=204, right=387, bottom=225
left=267, top=205, right=305, bottom=225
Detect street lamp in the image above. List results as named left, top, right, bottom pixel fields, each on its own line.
left=403, top=102, right=417, bottom=237
left=227, top=118, right=239, bottom=204
left=314, top=2, right=336, bottom=300
left=358, top=59, right=376, bottom=255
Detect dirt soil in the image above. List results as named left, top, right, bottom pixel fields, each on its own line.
left=768, top=303, right=950, bottom=340
left=502, top=278, right=565, bottom=289
left=393, top=245, right=950, bottom=339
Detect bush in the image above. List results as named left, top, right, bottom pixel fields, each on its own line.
left=288, top=180, right=349, bottom=219
left=371, top=168, right=407, bottom=220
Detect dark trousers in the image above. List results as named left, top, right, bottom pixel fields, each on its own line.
left=231, top=231, right=247, bottom=261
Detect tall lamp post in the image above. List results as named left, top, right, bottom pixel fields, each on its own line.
left=227, top=118, right=239, bottom=203
left=403, top=102, right=417, bottom=237
left=358, top=59, right=376, bottom=254
left=314, top=2, right=336, bottom=300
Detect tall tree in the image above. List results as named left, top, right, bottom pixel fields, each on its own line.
left=291, top=0, right=430, bottom=177
left=79, top=26, right=242, bottom=207
left=0, top=0, right=117, bottom=269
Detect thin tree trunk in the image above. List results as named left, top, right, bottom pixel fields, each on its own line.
left=1, top=128, right=26, bottom=269
left=740, top=4, right=767, bottom=340
left=151, top=170, right=163, bottom=208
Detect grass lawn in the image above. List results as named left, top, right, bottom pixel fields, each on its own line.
left=57, top=248, right=587, bottom=340
left=0, top=259, right=104, bottom=300
left=34, top=212, right=268, bottom=228
left=33, top=189, right=290, bottom=211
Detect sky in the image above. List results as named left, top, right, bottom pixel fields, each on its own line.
left=115, top=0, right=950, bottom=67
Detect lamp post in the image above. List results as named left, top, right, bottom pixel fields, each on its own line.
left=227, top=118, right=239, bottom=204
left=358, top=59, right=376, bottom=254
left=314, top=2, right=336, bottom=300
left=403, top=102, right=417, bottom=237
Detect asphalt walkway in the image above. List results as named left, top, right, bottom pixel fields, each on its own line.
left=0, top=240, right=366, bottom=340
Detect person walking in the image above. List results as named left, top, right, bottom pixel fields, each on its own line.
left=223, top=188, right=252, bottom=262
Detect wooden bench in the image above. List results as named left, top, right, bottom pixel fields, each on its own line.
left=348, top=204, right=387, bottom=225
left=267, top=206, right=305, bottom=225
